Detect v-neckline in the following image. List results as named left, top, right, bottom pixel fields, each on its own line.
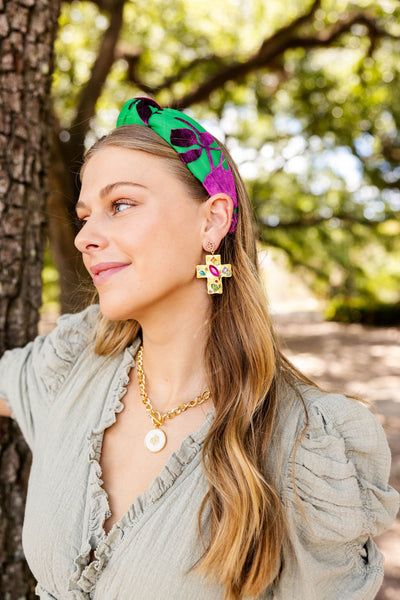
left=70, top=339, right=214, bottom=595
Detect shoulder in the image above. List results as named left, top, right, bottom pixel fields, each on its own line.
left=276, top=384, right=392, bottom=472
left=0, top=305, right=102, bottom=445
left=52, top=303, right=100, bottom=335
left=297, top=386, right=391, bottom=479
left=270, top=386, right=399, bottom=599
left=46, top=304, right=100, bottom=353
left=276, top=384, right=399, bottom=541
left=31, top=304, right=101, bottom=395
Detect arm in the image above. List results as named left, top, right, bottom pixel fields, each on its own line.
left=0, top=305, right=99, bottom=440
left=0, top=397, right=11, bottom=418
left=274, top=390, right=400, bottom=600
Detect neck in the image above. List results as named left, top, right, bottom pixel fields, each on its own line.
left=136, top=291, right=211, bottom=412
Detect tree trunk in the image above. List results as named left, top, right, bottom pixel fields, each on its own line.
left=48, top=0, right=126, bottom=314
left=48, top=132, right=92, bottom=314
left=0, top=0, right=60, bottom=597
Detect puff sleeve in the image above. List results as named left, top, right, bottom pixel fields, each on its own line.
left=0, top=305, right=99, bottom=450
left=274, top=391, right=400, bottom=600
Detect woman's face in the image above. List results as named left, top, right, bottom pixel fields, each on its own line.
left=75, top=145, right=207, bottom=322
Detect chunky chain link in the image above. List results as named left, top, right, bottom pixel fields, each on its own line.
left=136, top=346, right=210, bottom=428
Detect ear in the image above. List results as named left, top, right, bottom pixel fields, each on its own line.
left=201, top=193, right=234, bottom=250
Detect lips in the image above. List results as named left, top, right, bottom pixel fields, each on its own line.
left=90, top=262, right=130, bottom=285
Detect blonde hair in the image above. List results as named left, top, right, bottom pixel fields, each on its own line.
left=81, top=125, right=313, bottom=599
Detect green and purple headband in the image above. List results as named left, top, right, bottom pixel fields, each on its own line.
left=116, top=97, right=238, bottom=233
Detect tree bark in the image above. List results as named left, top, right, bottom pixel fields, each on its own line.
left=0, top=0, right=60, bottom=596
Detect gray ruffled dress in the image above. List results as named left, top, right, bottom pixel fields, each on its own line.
left=0, top=305, right=398, bottom=600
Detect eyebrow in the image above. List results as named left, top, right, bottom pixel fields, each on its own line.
left=75, top=181, right=147, bottom=210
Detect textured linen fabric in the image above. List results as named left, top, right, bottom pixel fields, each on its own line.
left=0, top=305, right=398, bottom=600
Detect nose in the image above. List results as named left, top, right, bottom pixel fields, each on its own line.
left=74, top=217, right=109, bottom=254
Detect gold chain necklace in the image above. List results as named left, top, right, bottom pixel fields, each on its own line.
left=136, top=346, right=210, bottom=453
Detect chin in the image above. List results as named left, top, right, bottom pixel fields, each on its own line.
left=98, top=299, right=137, bottom=322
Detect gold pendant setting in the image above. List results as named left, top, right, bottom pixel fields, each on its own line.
left=136, top=346, right=210, bottom=454
left=145, top=428, right=167, bottom=453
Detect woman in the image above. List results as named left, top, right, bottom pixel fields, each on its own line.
left=0, top=97, right=398, bottom=600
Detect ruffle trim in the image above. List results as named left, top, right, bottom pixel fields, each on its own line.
left=40, top=305, right=100, bottom=398
left=285, top=395, right=399, bottom=545
left=69, top=339, right=213, bottom=595
left=68, top=338, right=138, bottom=594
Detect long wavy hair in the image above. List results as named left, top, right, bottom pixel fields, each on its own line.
left=81, top=124, right=314, bottom=599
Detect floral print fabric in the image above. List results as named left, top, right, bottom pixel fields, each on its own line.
left=116, top=97, right=238, bottom=232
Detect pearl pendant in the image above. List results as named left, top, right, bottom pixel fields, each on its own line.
left=145, top=428, right=167, bottom=453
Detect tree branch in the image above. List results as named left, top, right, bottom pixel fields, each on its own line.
left=125, top=0, right=319, bottom=99
left=124, top=53, right=226, bottom=96
left=167, top=11, right=399, bottom=108
left=63, top=0, right=126, bottom=170
left=257, top=0, right=322, bottom=58
left=259, top=235, right=330, bottom=281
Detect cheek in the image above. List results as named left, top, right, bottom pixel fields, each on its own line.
left=115, top=204, right=201, bottom=274
left=135, top=237, right=196, bottom=290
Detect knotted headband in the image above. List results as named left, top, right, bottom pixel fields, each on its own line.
left=116, top=97, right=238, bottom=233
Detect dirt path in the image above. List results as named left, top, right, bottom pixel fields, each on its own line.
left=273, top=313, right=400, bottom=599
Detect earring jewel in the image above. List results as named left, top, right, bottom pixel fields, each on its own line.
left=206, top=241, right=215, bottom=253
left=196, top=242, right=232, bottom=294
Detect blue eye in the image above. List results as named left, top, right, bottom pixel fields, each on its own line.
left=113, top=200, right=135, bottom=213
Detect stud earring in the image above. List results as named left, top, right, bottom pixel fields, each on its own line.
left=205, top=241, right=215, bottom=254
left=196, top=241, right=232, bottom=294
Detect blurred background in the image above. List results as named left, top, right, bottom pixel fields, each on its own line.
left=43, top=0, right=400, bottom=327
left=40, top=2, right=400, bottom=597
left=1, top=0, right=399, bottom=597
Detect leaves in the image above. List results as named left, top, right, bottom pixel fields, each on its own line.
left=204, top=162, right=237, bottom=200
left=198, top=131, right=215, bottom=146
left=134, top=97, right=160, bottom=124
left=49, top=0, right=400, bottom=310
left=178, top=148, right=203, bottom=164
left=170, top=128, right=198, bottom=147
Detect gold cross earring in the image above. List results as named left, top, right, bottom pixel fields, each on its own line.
left=196, top=241, right=232, bottom=294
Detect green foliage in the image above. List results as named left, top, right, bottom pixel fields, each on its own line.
left=325, top=296, right=400, bottom=326
left=50, top=0, right=400, bottom=320
left=53, top=2, right=104, bottom=124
